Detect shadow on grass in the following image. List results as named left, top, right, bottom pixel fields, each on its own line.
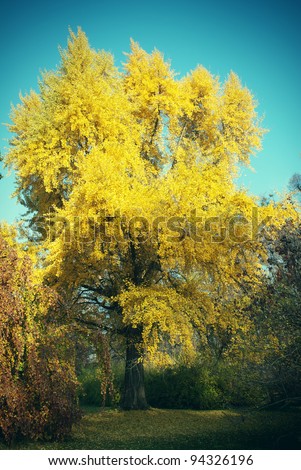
left=1, top=407, right=300, bottom=450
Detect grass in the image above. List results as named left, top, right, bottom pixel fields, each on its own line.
left=1, top=407, right=300, bottom=450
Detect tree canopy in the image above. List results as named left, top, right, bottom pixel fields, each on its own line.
left=6, top=28, right=297, bottom=409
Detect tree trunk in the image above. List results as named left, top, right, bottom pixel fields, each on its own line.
left=121, top=329, right=148, bottom=410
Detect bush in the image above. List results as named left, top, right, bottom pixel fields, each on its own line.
left=78, top=364, right=121, bottom=407
left=144, top=359, right=268, bottom=410
left=0, top=234, right=80, bottom=444
left=214, top=362, right=269, bottom=408
left=145, top=363, right=223, bottom=410
left=78, top=357, right=269, bottom=411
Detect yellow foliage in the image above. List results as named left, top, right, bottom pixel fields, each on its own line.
left=6, top=29, right=296, bottom=365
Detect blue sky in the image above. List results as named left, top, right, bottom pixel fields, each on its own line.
left=0, top=0, right=300, bottom=223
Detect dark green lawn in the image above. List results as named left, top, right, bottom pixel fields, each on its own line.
left=1, top=407, right=300, bottom=450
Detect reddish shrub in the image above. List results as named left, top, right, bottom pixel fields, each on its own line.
left=0, top=234, right=80, bottom=444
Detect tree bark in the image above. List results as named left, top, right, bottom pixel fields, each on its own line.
left=121, top=328, right=148, bottom=410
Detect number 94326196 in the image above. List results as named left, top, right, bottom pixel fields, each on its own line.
left=190, top=455, right=253, bottom=466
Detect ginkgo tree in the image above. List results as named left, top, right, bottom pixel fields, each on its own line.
left=6, top=28, right=293, bottom=409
